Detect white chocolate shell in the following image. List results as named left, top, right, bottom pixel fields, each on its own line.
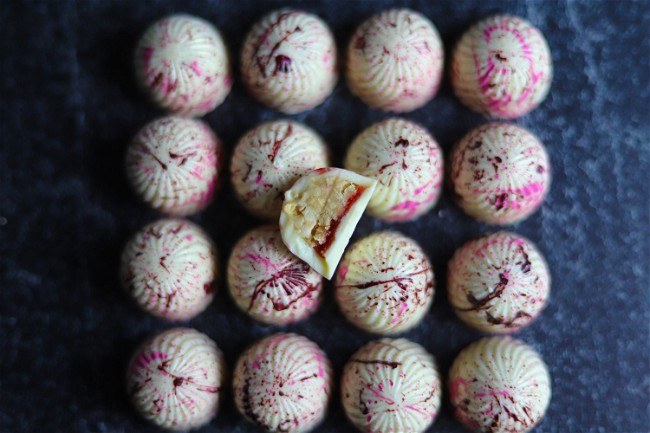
left=227, top=225, right=323, bottom=326
left=126, top=116, right=221, bottom=216
left=120, top=219, right=218, bottom=321
left=341, top=338, right=442, bottom=433
left=344, top=118, right=443, bottom=222
left=241, top=9, right=338, bottom=114
left=451, top=15, right=552, bottom=118
left=346, top=9, right=444, bottom=112
left=127, top=328, right=225, bottom=430
left=233, top=333, right=332, bottom=433
left=335, top=231, right=434, bottom=335
left=449, top=337, right=551, bottom=433
left=280, top=168, right=377, bottom=280
left=448, top=232, right=550, bottom=333
left=134, top=14, right=232, bottom=117
left=230, top=121, right=330, bottom=219
left=450, top=123, right=550, bottom=225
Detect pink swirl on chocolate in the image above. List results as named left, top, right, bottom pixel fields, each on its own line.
left=451, top=15, right=552, bottom=118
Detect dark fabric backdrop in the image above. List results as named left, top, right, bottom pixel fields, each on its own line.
left=1, top=1, right=649, bottom=432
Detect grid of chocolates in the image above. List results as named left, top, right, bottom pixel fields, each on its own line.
left=121, top=9, right=554, bottom=433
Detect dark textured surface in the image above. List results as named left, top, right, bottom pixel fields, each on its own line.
left=1, top=1, right=649, bottom=432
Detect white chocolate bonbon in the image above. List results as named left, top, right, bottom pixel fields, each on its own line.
left=233, top=333, right=332, bottom=433
left=341, top=338, right=442, bottom=433
left=134, top=14, right=232, bottom=117
left=120, top=219, right=218, bottom=321
left=449, top=337, right=551, bottom=433
left=335, top=231, right=434, bottom=334
left=448, top=232, right=550, bottom=333
left=230, top=121, right=329, bottom=219
left=451, top=15, right=552, bottom=118
left=241, top=9, right=338, bottom=114
left=127, top=328, right=225, bottom=430
left=126, top=116, right=221, bottom=216
left=346, top=9, right=443, bottom=112
left=227, top=226, right=323, bottom=326
left=450, top=123, right=550, bottom=225
left=345, top=118, right=443, bottom=222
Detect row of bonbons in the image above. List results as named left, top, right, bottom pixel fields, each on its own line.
left=127, top=117, right=551, bottom=226
left=128, top=328, right=551, bottom=433
left=122, top=219, right=549, bottom=335
left=134, top=9, right=553, bottom=119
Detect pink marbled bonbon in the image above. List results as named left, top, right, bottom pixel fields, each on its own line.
left=335, top=231, right=434, bottom=335
left=341, top=338, right=442, bottom=433
left=233, top=333, right=332, bottom=433
left=450, top=123, right=550, bottom=225
left=127, top=328, right=225, bottom=430
left=120, top=218, right=218, bottom=321
left=227, top=225, right=323, bottom=326
left=126, top=116, right=222, bottom=216
left=344, top=118, right=443, bottom=222
left=134, top=14, right=232, bottom=117
left=240, top=9, right=338, bottom=114
left=451, top=15, right=552, bottom=118
left=447, top=232, right=550, bottom=334
left=449, top=337, right=551, bottom=433
left=230, top=120, right=330, bottom=219
left=346, top=9, right=444, bottom=112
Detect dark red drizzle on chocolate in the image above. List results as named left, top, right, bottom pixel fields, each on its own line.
left=486, top=310, right=532, bottom=327
left=159, top=256, right=169, bottom=272
left=299, top=373, right=318, bottom=382
left=395, top=138, right=409, bottom=147
left=457, top=272, right=509, bottom=311
left=377, top=161, right=397, bottom=173
left=150, top=72, right=164, bottom=89
left=140, top=144, right=167, bottom=170
left=359, top=389, right=369, bottom=415
left=252, top=12, right=294, bottom=77
left=204, top=282, right=214, bottom=294
left=274, top=55, right=292, bottom=74
left=248, top=263, right=316, bottom=311
left=169, top=150, right=195, bottom=167
left=340, top=268, right=430, bottom=291
left=494, top=193, right=508, bottom=210
left=269, top=124, right=293, bottom=163
left=240, top=370, right=267, bottom=429
left=164, top=291, right=176, bottom=311
left=351, top=359, right=401, bottom=369
left=252, top=11, right=302, bottom=78
left=517, top=245, right=532, bottom=273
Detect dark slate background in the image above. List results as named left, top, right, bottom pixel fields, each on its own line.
left=1, top=0, right=649, bottom=432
